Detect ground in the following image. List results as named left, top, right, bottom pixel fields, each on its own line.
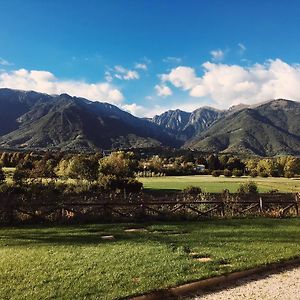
left=0, top=219, right=299, bottom=299
left=140, top=175, right=300, bottom=193
left=191, top=265, right=300, bottom=300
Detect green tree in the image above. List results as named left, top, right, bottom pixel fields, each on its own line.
left=99, top=151, right=138, bottom=179
left=69, top=156, right=99, bottom=181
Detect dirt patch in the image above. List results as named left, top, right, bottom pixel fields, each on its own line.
left=100, top=235, right=115, bottom=240
left=190, top=252, right=212, bottom=262
left=124, top=228, right=147, bottom=233
left=196, top=257, right=212, bottom=262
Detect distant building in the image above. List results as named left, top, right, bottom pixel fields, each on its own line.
left=195, top=164, right=205, bottom=171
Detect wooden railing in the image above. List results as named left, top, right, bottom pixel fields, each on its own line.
left=0, top=192, right=299, bottom=224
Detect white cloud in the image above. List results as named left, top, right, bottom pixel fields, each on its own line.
left=134, top=63, right=147, bottom=70
left=210, top=49, right=225, bottom=61
left=122, top=103, right=148, bottom=117
left=163, top=56, right=182, bottom=64
left=0, top=68, right=124, bottom=104
left=160, top=59, right=300, bottom=108
left=123, top=70, right=139, bottom=80
left=238, top=43, right=246, bottom=54
left=113, top=65, right=139, bottom=80
left=155, top=84, right=173, bottom=97
left=161, top=66, right=200, bottom=90
left=0, top=57, right=13, bottom=66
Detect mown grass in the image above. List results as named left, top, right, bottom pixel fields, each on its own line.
left=0, top=218, right=300, bottom=299
left=140, top=175, right=300, bottom=193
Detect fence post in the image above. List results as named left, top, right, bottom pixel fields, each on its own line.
left=220, top=201, right=225, bottom=217
left=259, top=197, right=263, bottom=212
left=295, top=193, right=299, bottom=216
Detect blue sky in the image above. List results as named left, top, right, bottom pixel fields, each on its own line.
left=1, top=0, right=300, bottom=116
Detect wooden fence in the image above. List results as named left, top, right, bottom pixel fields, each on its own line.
left=0, top=192, right=299, bottom=224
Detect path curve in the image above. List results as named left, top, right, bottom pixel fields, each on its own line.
left=189, top=266, right=300, bottom=300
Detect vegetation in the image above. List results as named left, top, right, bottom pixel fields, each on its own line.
left=0, top=219, right=299, bottom=299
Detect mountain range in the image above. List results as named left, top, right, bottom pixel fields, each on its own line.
left=0, top=88, right=300, bottom=156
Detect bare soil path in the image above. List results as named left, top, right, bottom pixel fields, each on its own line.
left=189, top=266, right=300, bottom=300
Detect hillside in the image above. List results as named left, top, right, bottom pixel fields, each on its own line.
left=185, top=99, right=300, bottom=156
left=151, top=107, right=223, bottom=140
left=0, top=89, right=178, bottom=151
left=0, top=88, right=300, bottom=155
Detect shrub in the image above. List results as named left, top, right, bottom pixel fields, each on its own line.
left=284, top=171, right=294, bottom=178
left=13, top=168, right=28, bottom=185
left=232, top=169, right=243, bottom=177
left=0, top=167, right=5, bottom=184
left=99, top=175, right=143, bottom=193
left=223, top=169, right=232, bottom=177
left=259, top=171, right=269, bottom=178
left=249, top=170, right=258, bottom=177
left=211, top=170, right=222, bottom=177
left=237, top=181, right=258, bottom=195
left=182, top=186, right=202, bottom=195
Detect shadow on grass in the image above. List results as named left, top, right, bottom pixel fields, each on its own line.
left=1, top=219, right=299, bottom=249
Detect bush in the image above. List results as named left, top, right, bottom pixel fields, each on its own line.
left=223, top=169, right=232, bottom=177
left=0, top=167, right=5, bottom=184
left=13, top=168, right=28, bottom=185
left=259, top=171, right=269, bottom=178
left=211, top=170, right=222, bottom=177
left=99, top=175, right=143, bottom=193
left=249, top=170, right=258, bottom=177
left=284, top=171, right=294, bottom=178
left=182, top=186, right=202, bottom=195
left=237, top=181, right=258, bottom=195
left=232, top=169, right=243, bottom=177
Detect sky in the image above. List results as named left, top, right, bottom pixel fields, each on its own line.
left=1, top=0, right=300, bottom=117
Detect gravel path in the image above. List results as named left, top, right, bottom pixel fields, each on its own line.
left=189, top=266, right=300, bottom=300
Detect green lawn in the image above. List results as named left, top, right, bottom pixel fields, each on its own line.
left=0, top=219, right=300, bottom=299
left=140, top=175, right=300, bottom=193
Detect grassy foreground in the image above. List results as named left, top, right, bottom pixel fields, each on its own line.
left=140, top=175, right=300, bottom=193
left=0, top=219, right=300, bottom=299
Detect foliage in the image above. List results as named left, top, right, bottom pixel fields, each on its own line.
left=68, top=156, right=99, bottom=181
left=182, top=186, right=202, bottom=195
left=211, top=170, right=222, bottom=177
left=223, top=169, right=232, bottom=177
left=237, top=181, right=258, bottom=195
left=232, top=168, right=243, bottom=177
left=99, top=151, right=138, bottom=179
left=0, top=167, right=5, bottom=184
left=99, top=175, right=142, bottom=193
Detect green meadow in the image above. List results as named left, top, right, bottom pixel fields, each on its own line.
left=140, top=175, right=300, bottom=193
left=1, top=219, right=300, bottom=299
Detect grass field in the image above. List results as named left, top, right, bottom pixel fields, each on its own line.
left=140, top=175, right=300, bottom=193
left=0, top=219, right=300, bottom=299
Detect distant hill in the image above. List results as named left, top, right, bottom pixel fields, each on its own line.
left=0, top=88, right=299, bottom=156
left=0, top=89, right=178, bottom=151
left=151, top=107, right=223, bottom=141
left=184, top=99, right=300, bottom=156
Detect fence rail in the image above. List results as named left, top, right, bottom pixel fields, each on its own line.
left=0, top=192, right=299, bottom=224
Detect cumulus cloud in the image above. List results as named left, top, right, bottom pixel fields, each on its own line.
left=122, top=103, right=148, bottom=117
left=160, top=66, right=200, bottom=90
left=160, top=59, right=300, bottom=107
left=155, top=84, right=173, bottom=97
left=210, top=49, right=224, bottom=61
left=113, top=65, right=139, bottom=80
left=0, top=68, right=124, bottom=104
